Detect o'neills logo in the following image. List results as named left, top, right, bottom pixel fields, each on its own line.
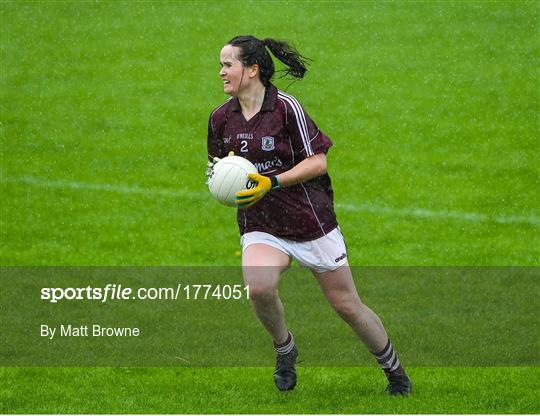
left=335, top=253, right=347, bottom=263
left=237, top=133, right=253, bottom=140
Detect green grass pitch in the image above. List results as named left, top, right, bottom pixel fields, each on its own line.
left=1, top=1, right=539, bottom=414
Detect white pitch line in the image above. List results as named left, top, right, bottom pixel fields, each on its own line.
left=2, top=175, right=539, bottom=227
left=2, top=175, right=196, bottom=199
left=336, top=203, right=539, bottom=226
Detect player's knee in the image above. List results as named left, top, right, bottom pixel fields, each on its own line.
left=331, top=296, right=363, bottom=321
left=333, top=303, right=357, bottom=321
left=248, top=284, right=278, bottom=302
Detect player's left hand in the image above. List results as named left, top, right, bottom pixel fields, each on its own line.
left=236, top=173, right=277, bottom=209
left=206, top=151, right=234, bottom=184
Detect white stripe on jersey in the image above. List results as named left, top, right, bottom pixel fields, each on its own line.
left=277, top=91, right=314, bottom=156
left=277, top=92, right=312, bottom=155
left=300, top=183, right=326, bottom=235
left=277, top=96, right=312, bottom=156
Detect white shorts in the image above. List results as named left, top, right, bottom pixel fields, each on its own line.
left=240, top=227, right=348, bottom=274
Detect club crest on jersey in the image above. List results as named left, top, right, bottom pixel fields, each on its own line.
left=261, top=136, right=275, bottom=151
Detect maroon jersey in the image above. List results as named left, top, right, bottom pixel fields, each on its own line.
left=207, top=84, right=338, bottom=241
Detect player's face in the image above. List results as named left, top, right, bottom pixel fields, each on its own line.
left=219, top=45, right=246, bottom=96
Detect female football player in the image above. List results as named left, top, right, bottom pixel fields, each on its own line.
left=207, top=35, right=411, bottom=395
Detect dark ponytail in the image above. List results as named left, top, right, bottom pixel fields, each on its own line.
left=262, top=38, right=309, bottom=80
left=227, top=35, right=311, bottom=86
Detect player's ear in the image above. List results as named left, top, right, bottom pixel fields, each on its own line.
left=249, top=64, right=260, bottom=79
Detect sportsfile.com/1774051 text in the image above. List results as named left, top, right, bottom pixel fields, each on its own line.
left=40, top=284, right=250, bottom=303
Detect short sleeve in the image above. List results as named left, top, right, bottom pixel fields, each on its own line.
left=282, top=94, right=333, bottom=157
left=207, top=112, right=224, bottom=162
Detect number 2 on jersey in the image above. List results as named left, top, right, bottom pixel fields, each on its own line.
left=240, top=140, right=248, bottom=153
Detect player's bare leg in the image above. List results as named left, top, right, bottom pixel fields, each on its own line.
left=313, top=264, right=412, bottom=395
left=313, top=264, right=388, bottom=351
left=242, top=244, right=290, bottom=343
left=242, top=243, right=298, bottom=391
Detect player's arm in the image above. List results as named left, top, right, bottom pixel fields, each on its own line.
left=207, top=114, right=224, bottom=160
left=275, top=152, right=327, bottom=187
left=206, top=113, right=228, bottom=182
left=236, top=153, right=327, bottom=209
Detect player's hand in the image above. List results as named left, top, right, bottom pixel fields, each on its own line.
left=235, top=173, right=280, bottom=209
left=206, top=151, right=234, bottom=183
